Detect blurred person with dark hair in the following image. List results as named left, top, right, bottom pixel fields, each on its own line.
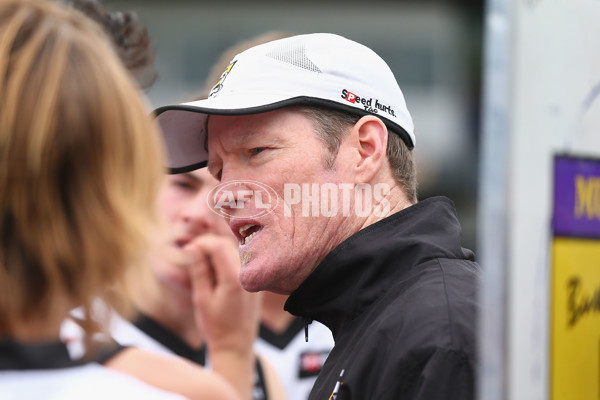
left=0, top=1, right=257, bottom=399
left=59, top=0, right=156, bottom=89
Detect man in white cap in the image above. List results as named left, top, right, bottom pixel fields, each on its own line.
left=155, top=33, right=479, bottom=400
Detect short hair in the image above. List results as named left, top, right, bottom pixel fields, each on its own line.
left=0, top=0, right=164, bottom=339
left=58, top=0, right=156, bottom=89
left=295, top=106, right=418, bottom=204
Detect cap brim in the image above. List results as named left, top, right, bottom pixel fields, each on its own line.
left=154, top=95, right=414, bottom=174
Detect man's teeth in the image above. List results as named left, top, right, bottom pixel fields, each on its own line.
left=239, top=224, right=260, bottom=245
left=244, top=230, right=258, bottom=245
left=239, top=224, right=253, bottom=237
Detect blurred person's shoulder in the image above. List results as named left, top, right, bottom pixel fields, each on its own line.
left=0, top=363, right=186, bottom=400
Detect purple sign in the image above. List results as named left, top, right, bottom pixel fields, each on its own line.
left=553, top=155, right=600, bottom=238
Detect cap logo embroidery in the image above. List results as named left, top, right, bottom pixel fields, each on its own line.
left=209, top=60, right=237, bottom=98
left=341, top=89, right=397, bottom=117
left=345, top=91, right=357, bottom=103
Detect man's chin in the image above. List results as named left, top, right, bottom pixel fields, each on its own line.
left=239, top=277, right=263, bottom=293
left=239, top=263, right=265, bottom=293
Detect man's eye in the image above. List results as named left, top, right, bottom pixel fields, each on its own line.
left=251, top=147, right=266, bottom=155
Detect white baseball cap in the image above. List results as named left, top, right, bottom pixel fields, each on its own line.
left=154, top=33, right=415, bottom=173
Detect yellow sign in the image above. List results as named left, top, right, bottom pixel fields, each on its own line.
left=551, top=238, right=600, bottom=400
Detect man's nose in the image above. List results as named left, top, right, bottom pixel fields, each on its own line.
left=218, top=163, right=244, bottom=185
left=211, top=181, right=255, bottom=214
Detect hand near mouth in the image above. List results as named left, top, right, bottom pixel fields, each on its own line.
left=184, top=233, right=262, bottom=400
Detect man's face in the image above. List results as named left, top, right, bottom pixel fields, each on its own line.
left=207, top=109, right=360, bottom=294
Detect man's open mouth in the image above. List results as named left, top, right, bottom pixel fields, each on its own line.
left=239, top=224, right=263, bottom=245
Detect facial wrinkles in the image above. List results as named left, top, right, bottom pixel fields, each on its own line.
left=208, top=132, right=253, bottom=182
left=311, top=179, right=368, bottom=266
left=206, top=142, right=225, bottom=180
left=208, top=119, right=251, bottom=176
left=273, top=151, right=335, bottom=276
left=209, top=112, right=356, bottom=291
left=280, top=187, right=353, bottom=284
left=310, top=206, right=356, bottom=264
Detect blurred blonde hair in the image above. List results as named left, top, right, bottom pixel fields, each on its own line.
left=0, top=0, right=165, bottom=341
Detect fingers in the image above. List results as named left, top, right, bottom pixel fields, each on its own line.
left=186, top=234, right=255, bottom=328
left=181, top=233, right=261, bottom=352
left=184, top=234, right=240, bottom=296
left=190, top=234, right=240, bottom=276
left=186, top=250, right=212, bottom=313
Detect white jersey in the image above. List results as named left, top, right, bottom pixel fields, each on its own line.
left=61, top=307, right=269, bottom=400
left=0, top=366, right=186, bottom=400
left=254, top=318, right=334, bottom=400
left=0, top=341, right=185, bottom=400
left=61, top=304, right=193, bottom=362
left=61, top=303, right=335, bottom=400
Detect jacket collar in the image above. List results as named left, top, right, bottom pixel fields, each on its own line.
left=284, top=196, right=474, bottom=339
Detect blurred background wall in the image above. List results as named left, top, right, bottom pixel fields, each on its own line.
left=107, top=0, right=484, bottom=251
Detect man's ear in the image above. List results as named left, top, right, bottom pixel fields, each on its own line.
left=351, top=116, right=388, bottom=183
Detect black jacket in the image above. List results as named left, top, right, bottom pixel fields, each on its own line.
left=285, top=197, right=480, bottom=400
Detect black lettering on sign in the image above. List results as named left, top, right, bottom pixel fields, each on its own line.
left=567, top=276, right=600, bottom=328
